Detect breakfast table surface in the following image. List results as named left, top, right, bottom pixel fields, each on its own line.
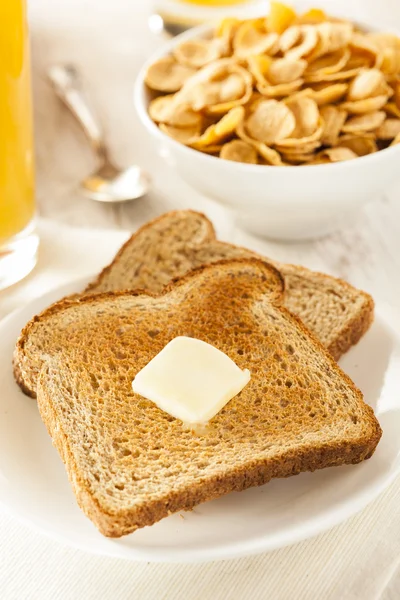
left=1, top=0, right=400, bottom=598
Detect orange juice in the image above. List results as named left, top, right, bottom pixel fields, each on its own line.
left=0, top=0, right=35, bottom=241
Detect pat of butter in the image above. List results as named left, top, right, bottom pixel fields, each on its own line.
left=132, top=336, right=250, bottom=424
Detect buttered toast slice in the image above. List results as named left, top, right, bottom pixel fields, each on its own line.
left=17, top=259, right=381, bottom=537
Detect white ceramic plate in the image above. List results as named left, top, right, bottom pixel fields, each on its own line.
left=1, top=278, right=399, bottom=563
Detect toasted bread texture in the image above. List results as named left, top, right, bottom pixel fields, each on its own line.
left=16, top=259, right=381, bottom=537
left=13, top=211, right=374, bottom=399
left=85, top=210, right=374, bottom=361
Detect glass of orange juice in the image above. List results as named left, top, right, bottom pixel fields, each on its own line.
left=0, top=0, right=38, bottom=291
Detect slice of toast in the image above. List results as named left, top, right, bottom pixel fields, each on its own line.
left=16, top=259, right=381, bottom=537
left=85, top=210, right=374, bottom=361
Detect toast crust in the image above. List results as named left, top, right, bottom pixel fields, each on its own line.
left=31, top=259, right=381, bottom=537
left=84, top=209, right=216, bottom=296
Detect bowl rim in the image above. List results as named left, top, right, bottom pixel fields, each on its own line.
left=134, top=21, right=400, bottom=174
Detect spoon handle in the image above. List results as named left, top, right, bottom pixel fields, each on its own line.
left=47, top=65, right=108, bottom=161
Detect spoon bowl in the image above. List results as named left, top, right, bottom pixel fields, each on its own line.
left=48, top=65, right=150, bottom=204
left=81, top=162, right=151, bottom=203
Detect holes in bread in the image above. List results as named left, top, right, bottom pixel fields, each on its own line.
left=89, top=373, right=99, bottom=391
left=197, top=462, right=209, bottom=470
left=120, top=449, right=132, bottom=457
left=280, top=399, right=289, bottom=408
left=286, top=344, right=295, bottom=355
left=147, top=329, right=160, bottom=338
left=114, top=483, right=125, bottom=491
left=350, top=414, right=359, bottom=424
left=285, top=380, right=293, bottom=388
left=237, top=349, right=244, bottom=355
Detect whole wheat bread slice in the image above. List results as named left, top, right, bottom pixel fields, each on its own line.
left=16, top=259, right=381, bottom=537
left=85, top=210, right=374, bottom=361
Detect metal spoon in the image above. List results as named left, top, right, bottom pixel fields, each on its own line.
left=47, top=64, right=150, bottom=203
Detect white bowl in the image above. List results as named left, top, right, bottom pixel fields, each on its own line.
left=134, top=24, right=400, bottom=241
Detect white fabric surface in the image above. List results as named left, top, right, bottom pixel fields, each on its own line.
left=0, top=218, right=400, bottom=600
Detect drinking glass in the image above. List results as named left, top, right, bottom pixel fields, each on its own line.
left=0, top=1, right=38, bottom=290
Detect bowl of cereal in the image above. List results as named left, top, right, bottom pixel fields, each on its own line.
left=134, top=2, right=400, bottom=241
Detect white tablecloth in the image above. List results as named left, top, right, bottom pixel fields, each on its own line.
left=1, top=219, right=400, bottom=600
left=2, top=0, right=400, bottom=596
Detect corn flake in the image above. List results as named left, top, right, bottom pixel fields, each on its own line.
left=310, top=82, right=349, bottom=105
left=190, top=106, right=244, bottom=149
left=339, top=133, right=378, bottom=156
left=305, top=48, right=350, bottom=81
left=149, top=95, right=201, bottom=127
left=321, top=105, right=347, bottom=146
left=269, top=58, right=307, bottom=84
left=286, top=96, right=320, bottom=137
left=245, top=99, right=296, bottom=144
left=375, top=118, right=400, bottom=140
left=342, top=111, right=386, bottom=134
left=268, top=1, right=296, bottom=34
left=279, top=25, right=301, bottom=53
left=145, top=57, right=196, bottom=93
left=285, top=25, right=318, bottom=60
left=341, top=94, right=389, bottom=115
left=257, top=78, right=304, bottom=98
left=385, top=102, right=400, bottom=119
left=236, top=120, right=284, bottom=165
left=159, top=123, right=201, bottom=144
left=318, top=147, right=358, bottom=162
left=233, top=21, right=278, bottom=58
left=174, top=38, right=226, bottom=69
left=220, top=139, right=258, bottom=163
left=347, top=68, right=385, bottom=101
